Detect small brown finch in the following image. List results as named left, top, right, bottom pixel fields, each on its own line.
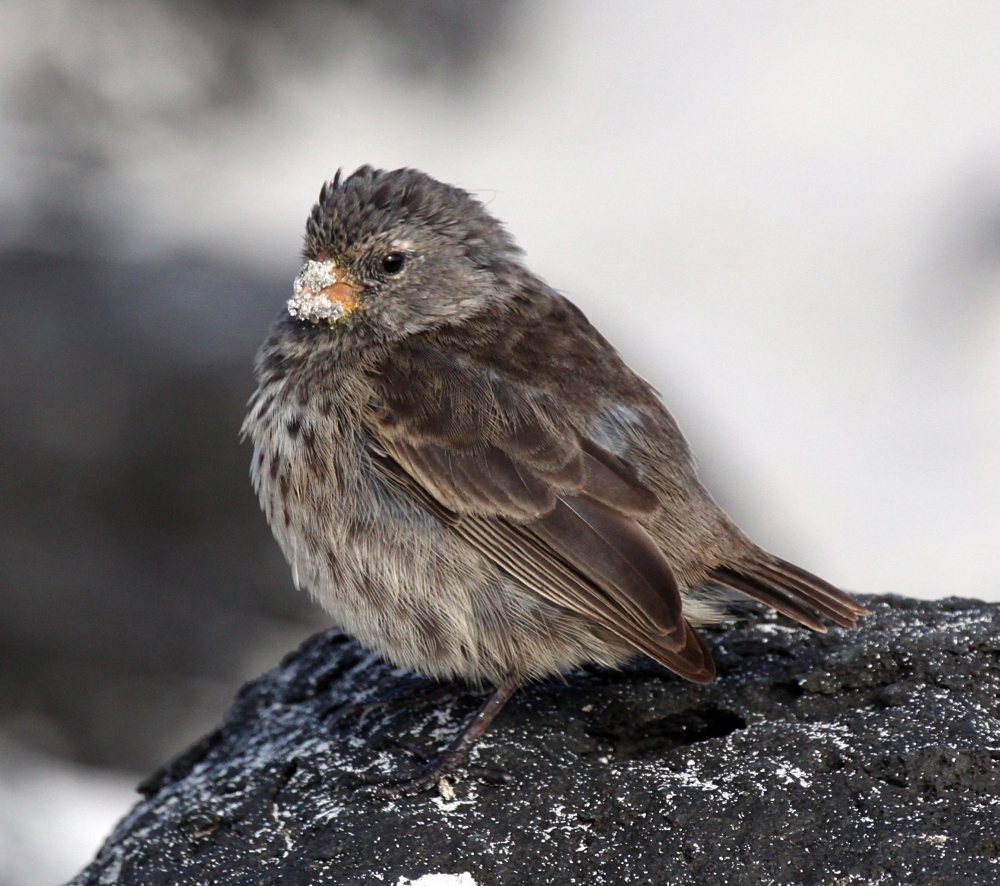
left=243, top=167, right=866, bottom=795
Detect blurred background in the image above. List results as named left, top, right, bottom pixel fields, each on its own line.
left=1, top=1, right=998, bottom=882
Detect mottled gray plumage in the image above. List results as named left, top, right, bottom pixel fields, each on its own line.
left=242, top=166, right=866, bottom=791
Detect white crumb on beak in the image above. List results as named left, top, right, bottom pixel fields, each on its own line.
left=288, top=260, right=345, bottom=323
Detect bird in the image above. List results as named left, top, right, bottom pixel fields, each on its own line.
left=242, top=166, right=867, bottom=796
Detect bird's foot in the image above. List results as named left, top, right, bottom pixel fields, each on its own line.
left=352, top=749, right=511, bottom=798
left=345, top=677, right=520, bottom=798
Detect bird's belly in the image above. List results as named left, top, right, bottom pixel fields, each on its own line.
left=264, top=446, right=475, bottom=667
left=250, top=409, right=632, bottom=683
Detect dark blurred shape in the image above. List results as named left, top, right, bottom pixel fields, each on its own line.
left=2, top=0, right=524, bottom=252
left=169, top=0, right=524, bottom=96
left=13, top=0, right=520, bottom=112
left=0, top=243, right=328, bottom=770
left=171, top=0, right=520, bottom=95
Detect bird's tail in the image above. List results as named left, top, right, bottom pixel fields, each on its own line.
left=709, top=555, right=867, bottom=632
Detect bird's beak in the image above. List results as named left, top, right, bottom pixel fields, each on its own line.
left=288, top=260, right=360, bottom=323
left=315, top=265, right=359, bottom=312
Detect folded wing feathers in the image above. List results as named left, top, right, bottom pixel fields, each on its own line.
left=370, top=387, right=865, bottom=685
left=579, top=440, right=660, bottom=516
left=531, top=495, right=684, bottom=637
left=452, top=514, right=711, bottom=673
left=629, top=620, right=716, bottom=684
left=383, top=438, right=556, bottom=518
left=455, top=515, right=687, bottom=655
left=369, top=438, right=703, bottom=670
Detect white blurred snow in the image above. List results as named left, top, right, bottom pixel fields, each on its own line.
left=0, top=741, right=136, bottom=886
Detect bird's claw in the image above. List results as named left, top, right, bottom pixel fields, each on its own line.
left=468, top=764, right=512, bottom=785
left=350, top=751, right=511, bottom=798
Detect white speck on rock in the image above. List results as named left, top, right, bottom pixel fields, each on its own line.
left=437, top=777, right=455, bottom=801
left=774, top=763, right=813, bottom=789
left=395, top=874, right=478, bottom=886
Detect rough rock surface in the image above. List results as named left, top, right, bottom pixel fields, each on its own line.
left=69, top=596, right=1000, bottom=885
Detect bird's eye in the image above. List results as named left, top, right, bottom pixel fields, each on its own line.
left=381, top=252, right=406, bottom=275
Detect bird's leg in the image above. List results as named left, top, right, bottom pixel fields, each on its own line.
left=355, top=676, right=520, bottom=798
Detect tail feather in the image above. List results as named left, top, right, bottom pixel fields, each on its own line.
left=767, top=557, right=868, bottom=619
left=750, top=564, right=859, bottom=625
left=710, top=567, right=828, bottom=631
left=710, top=556, right=866, bottom=632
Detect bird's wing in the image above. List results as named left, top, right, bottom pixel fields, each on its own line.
left=363, top=339, right=714, bottom=682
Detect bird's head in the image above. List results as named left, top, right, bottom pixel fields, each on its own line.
left=288, top=166, right=524, bottom=340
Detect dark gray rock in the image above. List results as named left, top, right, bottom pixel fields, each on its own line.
left=69, top=596, right=1000, bottom=886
